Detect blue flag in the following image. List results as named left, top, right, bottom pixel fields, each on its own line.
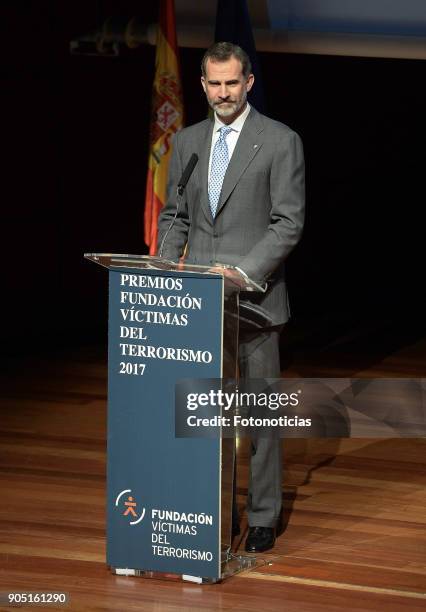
left=214, top=0, right=266, bottom=113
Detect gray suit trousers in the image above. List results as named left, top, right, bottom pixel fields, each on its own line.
left=238, top=328, right=283, bottom=527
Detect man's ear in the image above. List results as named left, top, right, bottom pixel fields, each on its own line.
left=201, top=76, right=207, bottom=93
left=246, top=73, right=255, bottom=92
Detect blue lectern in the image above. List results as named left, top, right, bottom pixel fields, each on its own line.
left=85, top=254, right=263, bottom=583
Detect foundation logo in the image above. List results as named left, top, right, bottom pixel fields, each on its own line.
left=115, top=489, right=146, bottom=525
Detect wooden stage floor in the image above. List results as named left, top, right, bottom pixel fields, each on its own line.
left=0, top=340, right=425, bottom=611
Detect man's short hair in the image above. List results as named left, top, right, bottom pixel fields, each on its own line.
left=201, top=42, right=252, bottom=79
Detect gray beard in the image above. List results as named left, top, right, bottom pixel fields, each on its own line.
left=214, top=102, right=238, bottom=117
left=210, top=91, right=247, bottom=118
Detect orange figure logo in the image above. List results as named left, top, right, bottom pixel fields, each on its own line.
left=123, top=495, right=137, bottom=517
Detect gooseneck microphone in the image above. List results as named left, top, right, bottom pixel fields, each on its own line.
left=159, top=153, right=198, bottom=258
left=177, top=153, right=198, bottom=195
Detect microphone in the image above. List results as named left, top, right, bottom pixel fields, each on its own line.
left=159, top=153, right=198, bottom=258
left=177, top=153, right=198, bottom=195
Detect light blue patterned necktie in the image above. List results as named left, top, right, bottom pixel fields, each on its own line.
left=209, top=125, right=233, bottom=218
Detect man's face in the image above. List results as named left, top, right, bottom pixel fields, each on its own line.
left=201, top=56, right=254, bottom=122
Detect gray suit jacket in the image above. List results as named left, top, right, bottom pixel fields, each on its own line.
left=157, top=106, right=305, bottom=325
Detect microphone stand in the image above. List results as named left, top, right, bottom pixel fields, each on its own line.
left=158, top=185, right=183, bottom=259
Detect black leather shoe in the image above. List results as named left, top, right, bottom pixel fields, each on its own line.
left=245, top=526, right=276, bottom=553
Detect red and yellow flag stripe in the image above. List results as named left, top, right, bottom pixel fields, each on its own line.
left=144, top=0, right=184, bottom=254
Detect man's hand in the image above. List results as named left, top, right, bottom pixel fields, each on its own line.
left=208, top=266, right=248, bottom=289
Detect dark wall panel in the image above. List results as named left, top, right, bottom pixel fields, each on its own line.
left=3, top=2, right=425, bottom=353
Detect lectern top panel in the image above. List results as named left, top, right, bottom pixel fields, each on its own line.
left=84, top=253, right=266, bottom=293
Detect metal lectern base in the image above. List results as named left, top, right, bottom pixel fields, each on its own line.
left=111, top=552, right=259, bottom=584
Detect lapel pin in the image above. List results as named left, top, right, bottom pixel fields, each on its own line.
left=253, top=144, right=258, bottom=149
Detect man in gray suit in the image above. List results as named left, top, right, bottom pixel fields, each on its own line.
left=157, top=42, right=305, bottom=552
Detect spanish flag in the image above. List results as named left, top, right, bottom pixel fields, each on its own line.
left=144, top=0, right=184, bottom=254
